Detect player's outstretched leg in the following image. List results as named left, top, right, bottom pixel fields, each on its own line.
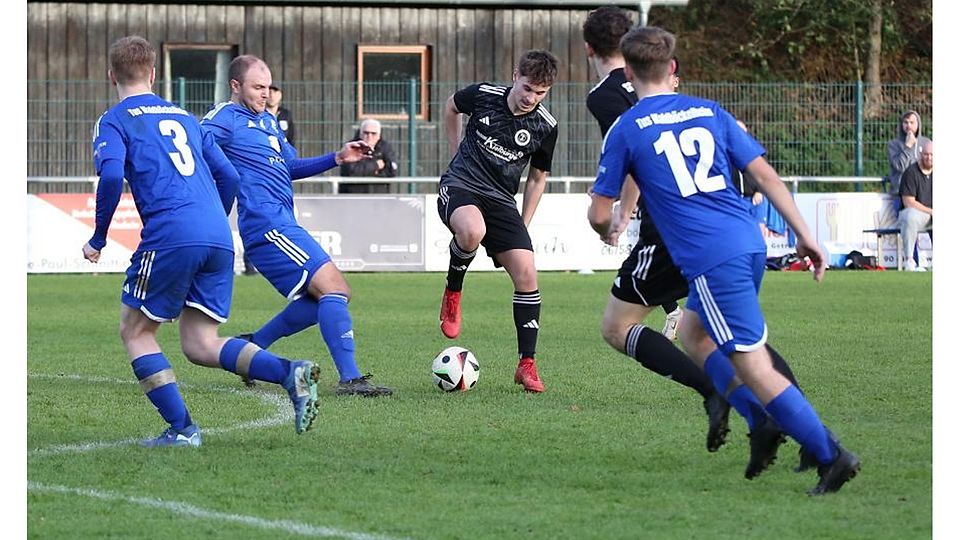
left=623, top=324, right=730, bottom=451
left=234, top=296, right=320, bottom=387
left=211, top=336, right=320, bottom=432
left=315, top=293, right=394, bottom=397
left=282, top=360, right=321, bottom=434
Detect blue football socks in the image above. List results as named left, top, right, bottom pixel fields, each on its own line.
left=132, top=353, right=192, bottom=431
left=219, top=337, right=290, bottom=384
left=703, top=349, right=767, bottom=430
left=252, top=296, right=318, bottom=348
left=318, top=293, right=362, bottom=382
left=765, top=385, right=838, bottom=464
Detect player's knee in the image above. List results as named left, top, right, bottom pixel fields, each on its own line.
left=455, top=227, right=485, bottom=251
left=180, top=338, right=216, bottom=367
left=600, top=319, right=628, bottom=352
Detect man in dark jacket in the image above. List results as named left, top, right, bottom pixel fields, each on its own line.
left=340, top=118, right=397, bottom=193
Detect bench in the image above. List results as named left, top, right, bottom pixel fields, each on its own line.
left=862, top=227, right=933, bottom=270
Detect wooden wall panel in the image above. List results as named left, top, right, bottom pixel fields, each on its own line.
left=492, top=10, right=512, bottom=82
left=145, top=5, right=167, bottom=53
left=244, top=6, right=264, bottom=57
left=454, top=9, right=475, bottom=83
left=262, top=6, right=284, bottom=80
left=46, top=3, right=67, bottom=176
left=380, top=7, right=400, bottom=43
left=165, top=4, right=185, bottom=43
left=282, top=7, right=304, bottom=83
left=474, top=9, right=494, bottom=82
left=27, top=3, right=48, bottom=176
left=28, top=3, right=610, bottom=177
left=224, top=6, right=245, bottom=52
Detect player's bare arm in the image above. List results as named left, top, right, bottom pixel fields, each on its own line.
left=520, top=166, right=548, bottom=227
left=587, top=190, right=616, bottom=239
left=745, top=156, right=826, bottom=281
left=443, top=95, right=463, bottom=155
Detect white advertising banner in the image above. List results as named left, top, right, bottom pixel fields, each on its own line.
left=424, top=194, right=630, bottom=272
left=27, top=192, right=931, bottom=273
left=27, top=194, right=138, bottom=273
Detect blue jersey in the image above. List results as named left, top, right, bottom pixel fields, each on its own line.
left=201, top=102, right=298, bottom=239
left=593, top=92, right=766, bottom=278
left=92, top=93, right=234, bottom=251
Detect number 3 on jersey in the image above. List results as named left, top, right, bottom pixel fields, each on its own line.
left=653, top=128, right=725, bottom=197
left=158, top=119, right=196, bottom=176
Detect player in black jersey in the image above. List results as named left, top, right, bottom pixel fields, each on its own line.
left=437, top=50, right=560, bottom=393
left=584, top=8, right=816, bottom=478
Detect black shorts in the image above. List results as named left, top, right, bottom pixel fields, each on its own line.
left=611, top=241, right=689, bottom=307
left=437, top=185, right=533, bottom=259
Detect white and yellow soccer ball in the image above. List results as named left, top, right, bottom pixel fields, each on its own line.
left=431, top=346, right=480, bottom=392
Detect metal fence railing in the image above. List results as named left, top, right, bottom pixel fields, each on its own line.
left=27, top=80, right=931, bottom=191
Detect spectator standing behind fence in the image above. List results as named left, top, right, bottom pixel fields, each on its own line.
left=898, top=139, right=933, bottom=271
left=267, top=83, right=295, bottom=146
left=340, top=118, right=397, bottom=193
left=887, top=110, right=930, bottom=196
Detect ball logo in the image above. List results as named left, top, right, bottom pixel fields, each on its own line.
left=514, top=129, right=531, bottom=146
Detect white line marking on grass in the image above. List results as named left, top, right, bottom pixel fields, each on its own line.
left=28, top=372, right=292, bottom=457
left=29, top=482, right=412, bottom=540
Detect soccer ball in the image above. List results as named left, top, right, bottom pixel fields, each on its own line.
left=431, top=346, right=480, bottom=392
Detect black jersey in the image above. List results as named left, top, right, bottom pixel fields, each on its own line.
left=441, top=83, right=559, bottom=207
left=586, top=67, right=667, bottom=248
left=586, top=68, right=636, bottom=137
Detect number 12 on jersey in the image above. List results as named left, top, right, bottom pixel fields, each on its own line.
left=653, top=128, right=725, bottom=197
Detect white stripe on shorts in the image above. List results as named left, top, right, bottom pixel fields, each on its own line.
left=693, top=275, right=734, bottom=344
left=134, top=251, right=155, bottom=300
left=631, top=244, right=655, bottom=281
left=265, top=229, right=309, bottom=266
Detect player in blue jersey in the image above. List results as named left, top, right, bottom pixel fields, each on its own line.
left=201, top=55, right=393, bottom=397
left=584, top=7, right=814, bottom=474
left=83, top=36, right=321, bottom=447
left=589, top=26, right=860, bottom=495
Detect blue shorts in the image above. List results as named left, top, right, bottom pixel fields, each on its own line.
left=122, top=246, right=234, bottom=323
left=685, top=252, right=768, bottom=355
left=245, top=224, right=331, bottom=299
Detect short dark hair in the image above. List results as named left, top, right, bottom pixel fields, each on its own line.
left=108, top=36, right=155, bottom=85
left=229, top=54, right=265, bottom=85
left=582, top=6, right=634, bottom=59
left=516, top=50, right=559, bottom=87
left=620, top=26, right=676, bottom=84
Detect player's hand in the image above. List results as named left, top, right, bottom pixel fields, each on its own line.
left=336, top=141, right=374, bottom=164
left=905, top=130, right=917, bottom=148
left=751, top=192, right=764, bottom=206
left=794, top=236, right=826, bottom=282
left=602, top=203, right=628, bottom=246
left=82, top=242, right=101, bottom=263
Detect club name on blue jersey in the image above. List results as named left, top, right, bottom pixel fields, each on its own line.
left=593, top=93, right=767, bottom=278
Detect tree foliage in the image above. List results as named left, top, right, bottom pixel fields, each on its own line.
left=650, top=0, right=932, bottom=82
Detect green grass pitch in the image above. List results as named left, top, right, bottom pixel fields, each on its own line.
left=27, top=270, right=932, bottom=539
